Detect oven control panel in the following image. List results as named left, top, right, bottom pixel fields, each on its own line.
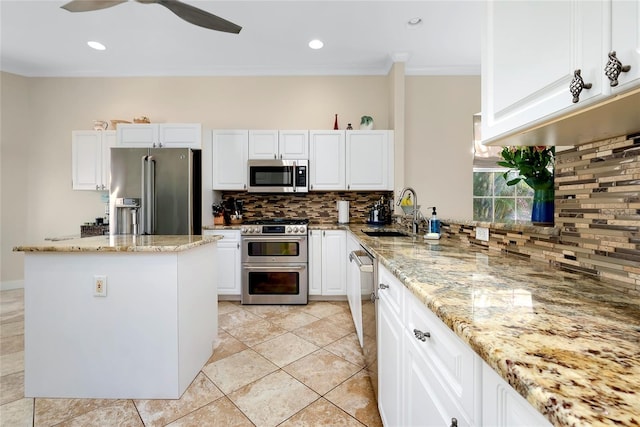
left=241, top=225, right=308, bottom=235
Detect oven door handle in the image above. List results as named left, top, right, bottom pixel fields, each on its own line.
left=243, top=236, right=307, bottom=242
left=243, top=265, right=307, bottom=271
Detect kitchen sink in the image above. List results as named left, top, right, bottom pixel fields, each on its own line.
left=362, top=230, right=408, bottom=237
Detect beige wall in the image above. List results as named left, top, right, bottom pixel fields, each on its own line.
left=405, top=76, right=480, bottom=219
left=1, top=73, right=31, bottom=288
left=0, top=71, right=479, bottom=286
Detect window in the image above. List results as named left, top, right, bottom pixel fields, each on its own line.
left=472, top=113, right=533, bottom=223
left=473, top=170, right=533, bottom=222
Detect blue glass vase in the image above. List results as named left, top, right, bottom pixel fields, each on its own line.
left=531, top=188, right=554, bottom=225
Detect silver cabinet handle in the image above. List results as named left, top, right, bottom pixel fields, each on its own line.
left=604, top=51, right=631, bottom=87
left=413, top=328, right=431, bottom=341
left=379, top=283, right=389, bottom=290
left=569, top=69, right=592, bottom=103
left=450, top=418, right=458, bottom=427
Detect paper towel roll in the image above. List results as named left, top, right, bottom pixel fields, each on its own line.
left=337, top=200, right=350, bottom=223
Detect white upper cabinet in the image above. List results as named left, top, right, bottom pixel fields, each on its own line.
left=211, top=130, right=248, bottom=190
left=248, top=130, right=308, bottom=159
left=309, top=130, right=346, bottom=191
left=610, top=0, right=640, bottom=91
left=71, top=130, right=115, bottom=191
left=309, top=130, right=393, bottom=191
left=482, top=0, right=607, bottom=142
left=346, top=130, right=393, bottom=191
left=117, top=123, right=202, bottom=148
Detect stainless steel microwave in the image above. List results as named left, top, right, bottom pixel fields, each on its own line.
left=247, top=159, right=309, bottom=193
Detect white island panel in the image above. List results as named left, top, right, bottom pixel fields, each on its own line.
left=22, top=242, right=217, bottom=399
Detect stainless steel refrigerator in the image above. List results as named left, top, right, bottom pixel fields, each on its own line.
left=109, top=148, right=201, bottom=235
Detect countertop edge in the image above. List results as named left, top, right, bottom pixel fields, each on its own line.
left=13, top=235, right=222, bottom=253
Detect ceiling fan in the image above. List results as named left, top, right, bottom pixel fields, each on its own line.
left=60, top=0, right=242, bottom=34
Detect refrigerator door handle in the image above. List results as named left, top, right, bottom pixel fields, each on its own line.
left=140, top=155, right=147, bottom=234
left=146, top=156, right=156, bottom=234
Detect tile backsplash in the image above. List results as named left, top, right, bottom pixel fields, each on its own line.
left=444, top=133, right=640, bottom=296
left=219, top=191, right=394, bottom=224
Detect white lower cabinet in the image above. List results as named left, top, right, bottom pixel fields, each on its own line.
left=404, top=288, right=480, bottom=426
left=203, top=230, right=241, bottom=296
left=308, top=229, right=346, bottom=296
left=377, top=263, right=549, bottom=427
left=377, top=265, right=404, bottom=426
left=482, top=361, right=551, bottom=427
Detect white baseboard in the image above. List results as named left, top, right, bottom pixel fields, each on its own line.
left=1, top=280, right=24, bottom=291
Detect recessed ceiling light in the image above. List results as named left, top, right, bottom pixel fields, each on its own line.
left=407, top=17, right=423, bottom=27
left=87, top=41, right=106, bottom=51
left=308, top=39, right=324, bottom=50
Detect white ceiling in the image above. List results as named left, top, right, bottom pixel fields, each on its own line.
left=0, top=0, right=483, bottom=78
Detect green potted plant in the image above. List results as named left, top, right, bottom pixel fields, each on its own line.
left=360, top=115, right=373, bottom=130
left=497, top=146, right=555, bottom=225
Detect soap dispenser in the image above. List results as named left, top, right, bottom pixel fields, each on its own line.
left=429, top=207, right=440, bottom=234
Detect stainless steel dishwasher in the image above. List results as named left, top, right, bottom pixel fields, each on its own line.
left=349, top=246, right=378, bottom=401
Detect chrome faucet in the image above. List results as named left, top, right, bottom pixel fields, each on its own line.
left=397, top=187, right=420, bottom=234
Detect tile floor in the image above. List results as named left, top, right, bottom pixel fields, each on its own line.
left=0, top=289, right=382, bottom=426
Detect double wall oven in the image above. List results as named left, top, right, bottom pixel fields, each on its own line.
left=241, top=218, right=309, bottom=304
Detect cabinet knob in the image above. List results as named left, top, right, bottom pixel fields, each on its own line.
left=450, top=418, right=458, bottom=427
left=379, top=283, right=389, bottom=290
left=604, top=51, right=631, bottom=87
left=413, top=328, right=431, bottom=341
left=569, top=69, right=592, bottom=103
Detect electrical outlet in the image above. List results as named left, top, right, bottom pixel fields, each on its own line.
left=94, top=275, right=107, bottom=297
left=475, top=227, right=490, bottom=242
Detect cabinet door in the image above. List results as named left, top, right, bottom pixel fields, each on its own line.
left=405, top=330, right=471, bottom=427
left=204, top=230, right=241, bottom=296
left=159, top=123, right=201, bottom=149
left=212, top=130, right=248, bottom=190
left=346, top=130, right=390, bottom=191
left=309, top=131, right=345, bottom=191
left=482, top=361, right=552, bottom=427
left=377, top=275, right=404, bottom=427
left=248, top=130, right=279, bottom=159
left=279, top=130, right=309, bottom=159
left=321, top=230, right=347, bottom=295
left=611, top=0, right=640, bottom=91
left=100, top=131, right=116, bottom=191
left=72, top=131, right=102, bottom=190
left=307, top=230, right=323, bottom=296
left=406, top=289, right=480, bottom=424
left=482, top=0, right=606, bottom=141
left=116, top=124, right=157, bottom=147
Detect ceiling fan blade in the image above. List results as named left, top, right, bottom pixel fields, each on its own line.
left=61, top=0, right=128, bottom=12
left=150, top=0, right=242, bottom=34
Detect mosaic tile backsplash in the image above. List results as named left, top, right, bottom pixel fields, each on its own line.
left=443, top=133, right=640, bottom=296
left=219, top=191, right=394, bottom=224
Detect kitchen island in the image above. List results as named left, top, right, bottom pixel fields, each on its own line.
left=310, top=223, right=639, bottom=427
left=13, top=234, right=221, bottom=399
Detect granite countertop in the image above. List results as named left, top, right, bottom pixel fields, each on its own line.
left=345, top=224, right=639, bottom=427
left=13, top=234, right=221, bottom=253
